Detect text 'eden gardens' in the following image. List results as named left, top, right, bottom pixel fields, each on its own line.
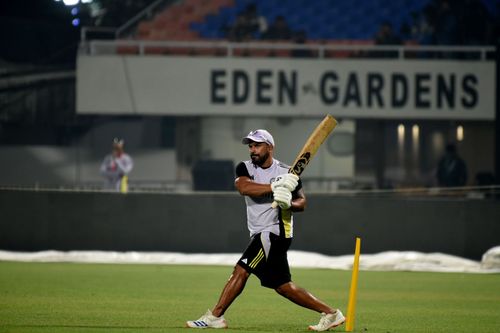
left=210, top=69, right=478, bottom=110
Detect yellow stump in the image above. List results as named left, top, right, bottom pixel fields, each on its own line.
left=120, top=175, right=129, bottom=194
left=345, top=237, right=361, bottom=332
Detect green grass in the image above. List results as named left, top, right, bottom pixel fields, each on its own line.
left=0, top=262, right=499, bottom=332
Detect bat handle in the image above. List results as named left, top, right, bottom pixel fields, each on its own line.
left=271, top=170, right=299, bottom=209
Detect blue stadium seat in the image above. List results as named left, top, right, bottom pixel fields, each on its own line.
left=205, top=14, right=224, bottom=28
left=190, top=22, right=203, bottom=32
left=191, top=0, right=437, bottom=41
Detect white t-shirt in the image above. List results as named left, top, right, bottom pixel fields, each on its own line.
left=100, top=153, right=133, bottom=191
left=235, top=158, right=302, bottom=239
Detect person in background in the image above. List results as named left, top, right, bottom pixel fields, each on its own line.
left=372, top=21, right=402, bottom=58
left=437, top=143, right=467, bottom=187
left=262, top=15, right=292, bottom=40
left=375, top=21, right=402, bottom=45
left=433, top=0, right=459, bottom=46
left=100, top=138, right=133, bottom=192
left=291, top=30, right=314, bottom=58
left=244, top=3, right=268, bottom=37
left=227, top=13, right=254, bottom=42
left=225, top=3, right=267, bottom=41
left=409, top=10, right=435, bottom=46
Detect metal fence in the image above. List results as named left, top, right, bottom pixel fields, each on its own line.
left=80, top=40, right=496, bottom=60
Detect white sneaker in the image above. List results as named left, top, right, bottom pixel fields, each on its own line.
left=308, top=310, right=345, bottom=331
left=186, top=310, right=228, bottom=329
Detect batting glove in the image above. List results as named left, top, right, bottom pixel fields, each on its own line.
left=273, top=187, right=292, bottom=210
left=271, top=173, right=299, bottom=192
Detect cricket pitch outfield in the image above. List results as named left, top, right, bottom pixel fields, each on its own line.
left=0, top=261, right=499, bottom=333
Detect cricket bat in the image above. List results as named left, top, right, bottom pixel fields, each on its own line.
left=272, top=114, right=338, bottom=208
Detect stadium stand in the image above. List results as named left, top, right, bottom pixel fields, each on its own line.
left=113, top=0, right=498, bottom=57
left=136, top=0, right=234, bottom=41
left=160, top=0, right=429, bottom=41
left=127, top=0, right=497, bottom=43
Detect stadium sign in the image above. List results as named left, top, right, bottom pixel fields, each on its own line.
left=210, top=69, right=478, bottom=110
left=77, top=56, right=495, bottom=120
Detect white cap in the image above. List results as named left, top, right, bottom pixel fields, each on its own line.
left=242, top=129, right=275, bottom=146
left=113, top=137, right=124, bottom=146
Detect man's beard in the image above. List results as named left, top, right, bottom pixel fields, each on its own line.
left=251, top=151, right=270, bottom=167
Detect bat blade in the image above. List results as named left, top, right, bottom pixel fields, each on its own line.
left=289, top=114, right=337, bottom=176
left=272, top=114, right=338, bottom=208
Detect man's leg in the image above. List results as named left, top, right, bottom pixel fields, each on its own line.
left=275, top=282, right=345, bottom=331
left=186, top=265, right=249, bottom=329
left=212, top=264, right=250, bottom=317
left=275, top=281, right=335, bottom=314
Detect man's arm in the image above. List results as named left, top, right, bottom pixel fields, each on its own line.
left=234, top=162, right=272, bottom=197
left=115, top=155, right=133, bottom=175
left=234, top=162, right=304, bottom=207
left=100, top=156, right=115, bottom=177
left=290, top=187, right=306, bottom=212
left=235, top=176, right=272, bottom=197
left=236, top=175, right=306, bottom=212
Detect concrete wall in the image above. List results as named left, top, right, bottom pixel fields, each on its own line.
left=0, top=146, right=176, bottom=186
left=1, top=190, right=499, bottom=260
left=0, top=117, right=354, bottom=189
left=200, top=117, right=355, bottom=180
left=0, top=117, right=177, bottom=187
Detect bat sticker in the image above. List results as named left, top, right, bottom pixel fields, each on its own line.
left=292, top=152, right=311, bottom=175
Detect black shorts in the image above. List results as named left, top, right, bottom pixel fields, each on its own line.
left=237, top=232, right=292, bottom=289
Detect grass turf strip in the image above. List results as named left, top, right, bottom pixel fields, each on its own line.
left=0, top=262, right=499, bottom=332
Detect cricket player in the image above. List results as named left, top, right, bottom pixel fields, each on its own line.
left=187, top=129, right=344, bottom=331
left=99, top=138, right=133, bottom=192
